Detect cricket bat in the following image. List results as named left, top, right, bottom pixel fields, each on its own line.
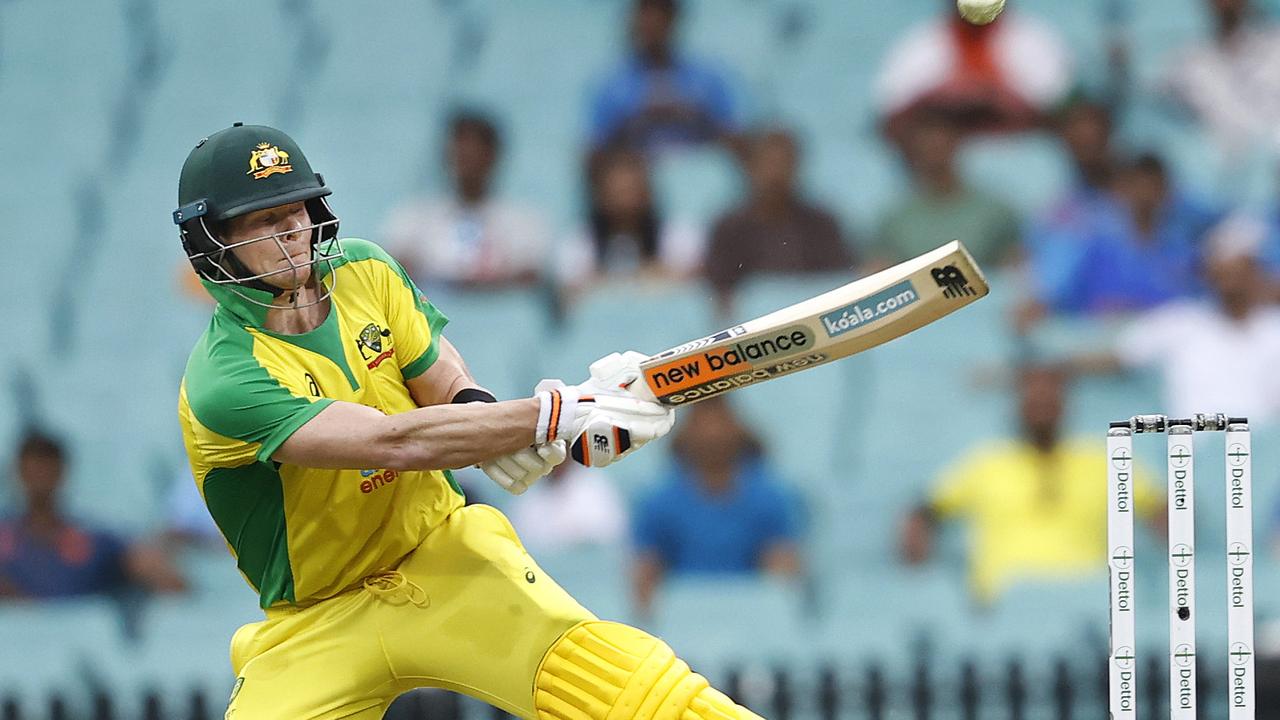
left=635, top=240, right=989, bottom=405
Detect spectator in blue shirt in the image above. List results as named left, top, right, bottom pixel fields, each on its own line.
left=631, top=399, right=801, bottom=615
left=0, top=431, right=186, bottom=600
left=590, top=0, right=739, bottom=154
left=1027, top=152, right=1219, bottom=319
left=1041, top=99, right=1118, bottom=231
left=1016, top=100, right=1120, bottom=331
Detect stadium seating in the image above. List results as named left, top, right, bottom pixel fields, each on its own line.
left=114, top=596, right=260, bottom=716
left=961, top=133, right=1073, bottom=217
left=728, top=272, right=865, bottom=479
left=652, top=147, right=743, bottom=227
left=531, top=542, right=632, bottom=624
left=0, top=598, right=128, bottom=719
left=431, top=287, right=552, bottom=401
left=649, top=575, right=812, bottom=670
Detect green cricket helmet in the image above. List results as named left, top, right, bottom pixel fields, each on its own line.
left=173, top=123, right=342, bottom=302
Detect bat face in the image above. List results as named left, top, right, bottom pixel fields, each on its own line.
left=638, top=241, right=989, bottom=405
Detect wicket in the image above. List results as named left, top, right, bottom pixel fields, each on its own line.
left=1107, top=414, right=1254, bottom=720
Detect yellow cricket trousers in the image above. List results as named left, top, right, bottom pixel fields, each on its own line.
left=224, top=504, right=764, bottom=720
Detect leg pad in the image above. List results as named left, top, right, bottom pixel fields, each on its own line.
left=533, top=622, right=763, bottom=720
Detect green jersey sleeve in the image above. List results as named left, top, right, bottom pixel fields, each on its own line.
left=185, top=328, right=334, bottom=463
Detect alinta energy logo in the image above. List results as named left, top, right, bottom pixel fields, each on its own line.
left=358, top=467, right=399, bottom=494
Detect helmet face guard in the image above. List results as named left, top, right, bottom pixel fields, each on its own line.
left=176, top=195, right=343, bottom=309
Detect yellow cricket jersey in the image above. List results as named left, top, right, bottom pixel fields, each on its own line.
left=177, top=238, right=465, bottom=609
left=929, top=438, right=1161, bottom=603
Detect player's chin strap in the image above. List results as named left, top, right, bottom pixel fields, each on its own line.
left=533, top=621, right=764, bottom=720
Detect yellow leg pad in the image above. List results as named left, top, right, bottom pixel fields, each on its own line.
left=534, top=622, right=765, bottom=720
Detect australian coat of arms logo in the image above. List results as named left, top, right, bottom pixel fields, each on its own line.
left=356, top=323, right=395, bottom=369
left=247, top=142, right=293, bottom=179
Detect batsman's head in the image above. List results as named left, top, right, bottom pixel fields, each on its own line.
left=173, top=123, right=341, bottom=307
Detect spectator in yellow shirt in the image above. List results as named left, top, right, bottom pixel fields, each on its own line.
left=899, top=363, right=1163, bottom=603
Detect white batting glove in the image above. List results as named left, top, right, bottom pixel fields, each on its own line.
left=569, top=394, right=676, bottom=468
left=579, top=351, right=651, bottom=399
left=568, top=350, right=676, bottom=468
left=478, top=441, right=567, bottom=495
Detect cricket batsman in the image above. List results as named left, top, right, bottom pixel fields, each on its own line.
left=173, top=123, right=765, bottom=720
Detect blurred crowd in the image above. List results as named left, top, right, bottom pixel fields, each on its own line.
left=15, top=0, right=1280, bottom=622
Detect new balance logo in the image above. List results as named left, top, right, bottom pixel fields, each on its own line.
left=932, top=264, right=976, bottom=299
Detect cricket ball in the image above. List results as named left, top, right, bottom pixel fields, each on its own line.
left=957, top=0, right=1006, bottom=25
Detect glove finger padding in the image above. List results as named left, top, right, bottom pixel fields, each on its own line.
left=536, top=440, right=568, bottom=466
left=480, top=440, right=568, bottom=496
left=510, top=446, right=550, bottom=474
left=494, top=454, right=529, bottom=478
left=483, top=460, right=519, bottom=493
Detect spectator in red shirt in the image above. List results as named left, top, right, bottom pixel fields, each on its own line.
left=875, top=0, right=1074, bottom=142
left=0, top=431, right=186, bottom=600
